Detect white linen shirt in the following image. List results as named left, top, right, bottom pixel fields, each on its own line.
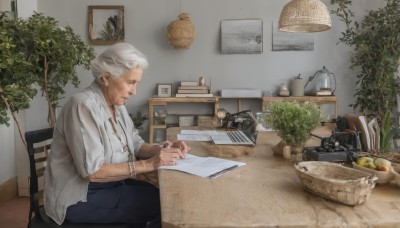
left=44, top=82, right=145, bottom=225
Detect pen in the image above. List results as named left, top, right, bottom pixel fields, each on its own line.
left=163, top=143, right=170, bottom=148
left=208, top=165, right=239, bottom=179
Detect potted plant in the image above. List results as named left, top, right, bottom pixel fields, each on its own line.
left=330, top=0, right=400, bottom=125
left=264, top=101, right=324, bottom=159
left=24, top=13, right=95, bottom=127
left=0, top=12, right=95, bottom=147
left=129, top=111, right=148, bottom=136
left=0, top=13, right=37, bottom=146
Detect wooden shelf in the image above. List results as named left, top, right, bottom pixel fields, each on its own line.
left=148, top=96, right=220, bottom=143
left=148, top=95, right=338, bottom=143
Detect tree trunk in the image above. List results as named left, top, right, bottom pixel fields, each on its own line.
left=0, top=88, right=27, bottom=149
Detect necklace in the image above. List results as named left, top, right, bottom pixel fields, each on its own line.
left=109, top=118, right=134, bottom=163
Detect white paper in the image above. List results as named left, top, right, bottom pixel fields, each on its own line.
left=180, top=130, right=226, bottom=135
left=159, top=154, right=245, bottom=178
left=178, top=130, right=226, bottom=141
left=177, top=134, right=212, bottom=141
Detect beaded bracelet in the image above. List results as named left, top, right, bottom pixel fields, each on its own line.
left=128, top=153, right=136, bottom=179
left=128, top=161, right=136, bottom=179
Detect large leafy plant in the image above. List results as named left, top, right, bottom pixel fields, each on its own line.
left=0, top=13, right=37, bottom=145
left=24, top=13, right=95, bottom=126
left=0, top=12, right=95, bottom=147
left=330, top=0, right=400, bottom=124
left=264, top=102, right=324, bottom=146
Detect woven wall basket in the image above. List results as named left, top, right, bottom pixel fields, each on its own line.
left=166, top=13, right=196, bottom=49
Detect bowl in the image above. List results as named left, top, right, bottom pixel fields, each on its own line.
left=391, top=163, right=400, bottom=188
left=352, top=162, right=394, bottom=184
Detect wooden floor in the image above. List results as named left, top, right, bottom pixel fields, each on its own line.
left=0, top=197, right=29, bottom=228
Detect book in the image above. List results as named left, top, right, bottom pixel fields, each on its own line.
left=368, top=118, right=380, bottom=152
left=177, top=89, right=209, bottom=94
left=180, top=81, right=198, bottom=86
left=158, top=154, right=245, bottom=178
left=178, top=86, right=209, bottom=90
left=344, top=114, right=371, bottom=152
left=175, top=93, right=213, bottom=98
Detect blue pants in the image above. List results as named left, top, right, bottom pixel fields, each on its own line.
left=65, top=179, right=161, bottom=228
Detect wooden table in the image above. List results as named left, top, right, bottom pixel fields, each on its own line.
left=158, top=126, right=400, bottom=228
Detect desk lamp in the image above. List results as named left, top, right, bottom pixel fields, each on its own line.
left=216, top=108, right=227, bottom=127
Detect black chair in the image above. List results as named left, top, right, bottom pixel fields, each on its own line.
left=25, top=128, right=138, bottom=228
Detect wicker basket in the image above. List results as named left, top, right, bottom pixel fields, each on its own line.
left=179, top=116, right=196, bottom=127
left=295, top=161, right=377, bottom=206
left=166, top=13, right=196, bottom=49
left=278, top=0, right=331, bottom=33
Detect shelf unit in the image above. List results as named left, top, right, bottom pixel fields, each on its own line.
left=148, top=95, right=338, bottom=143
left=148, top=96, right=220, bottom=144
left=217, top=97, right=263, bottom=112
left=262, top=96, right=338, bottom=117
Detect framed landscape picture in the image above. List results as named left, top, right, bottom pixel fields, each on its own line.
left=221, top=19, right=263, bottom=54
left=272, top=21, right=314, bottom=51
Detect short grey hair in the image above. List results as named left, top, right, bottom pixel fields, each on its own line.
left=91, top=42, right=149, bottom=83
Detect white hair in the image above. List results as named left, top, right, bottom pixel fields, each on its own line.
left=91, top=42, right=149, bottom=83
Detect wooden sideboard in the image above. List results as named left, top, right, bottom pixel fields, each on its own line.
left=148, top=96, right=220, bottom=144
left=148, top=96, right=338, bottom=144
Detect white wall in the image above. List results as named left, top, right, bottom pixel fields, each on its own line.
left=0, top=0, right=386, bottom=190
left=0, top=116, right=15, bottom=184
left=34, top=0, right=385, bottom=130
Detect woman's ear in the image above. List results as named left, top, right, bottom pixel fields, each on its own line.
left=101, top=74, right=111, bottom=86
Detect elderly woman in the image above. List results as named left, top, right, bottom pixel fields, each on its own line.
left=44, top=43, right=189, bottom=227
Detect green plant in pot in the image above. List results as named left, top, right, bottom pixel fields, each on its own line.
left=330, top=0, right=400, bottom=125
left=24, top=13, right=95, bottom=127
left=264, top=102, right=324, bottom=158
left=129, top=111, right=148, bottom=131
left=0, top=12, right=95, bottom=147
left=0, top=13, right=38, bottom=146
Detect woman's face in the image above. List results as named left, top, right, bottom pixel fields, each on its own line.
left=102, top=68, right=143, bottom=106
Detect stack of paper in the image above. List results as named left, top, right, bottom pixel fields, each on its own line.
left=344, top=114, right=380, bottom=152
left=159, top=154, right=245, bottom=178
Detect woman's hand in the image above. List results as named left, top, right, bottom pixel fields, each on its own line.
left=147, top=145, right=182, bottom=169
left=159, top=140, right=190, bottom=158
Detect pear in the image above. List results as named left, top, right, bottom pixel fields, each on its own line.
left=374, top=158, right=391, bottom=169
left=356, top=157, right=373, bottom=168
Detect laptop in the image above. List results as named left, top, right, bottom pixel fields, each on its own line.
left=211, top=112, right=258, bottom=146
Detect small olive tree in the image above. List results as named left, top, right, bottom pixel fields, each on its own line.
left=24, top=13, right=95, bottom=126
left=0, top=12, right=95, bottom=147
left=0, top=13, right=37, bottom=147
left=330, top=0, right=400, bottom=124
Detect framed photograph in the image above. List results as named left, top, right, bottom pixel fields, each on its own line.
left=272, top=21, right=314, bottom=51
left=88, top=5, right=125, bottom=45
left=157, top=84, right=172, bottom=97
left=221, top=19, right=263, bottom=54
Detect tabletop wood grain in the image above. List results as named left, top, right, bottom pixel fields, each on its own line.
left=159, top=126, right=400, bottom=228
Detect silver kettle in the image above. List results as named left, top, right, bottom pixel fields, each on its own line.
left=305, top=66, right=336, bottom=95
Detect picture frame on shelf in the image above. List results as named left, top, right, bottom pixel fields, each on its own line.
left=157, top=84, right=172, bottom=97
left=88, top=5, right=125, bottom=45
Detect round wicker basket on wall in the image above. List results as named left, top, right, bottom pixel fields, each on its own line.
left=166, top=13, right=196, bottom=49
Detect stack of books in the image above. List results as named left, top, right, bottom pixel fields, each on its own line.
left=176, top=81, right=213, bottom=97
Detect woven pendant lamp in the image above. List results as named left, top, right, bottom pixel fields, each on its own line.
left=166, top=12, right=196, bottom=49
left=279, top=0, right=331, bottom=33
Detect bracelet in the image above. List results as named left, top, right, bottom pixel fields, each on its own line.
left=128, top=161, right=136, bottom=179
